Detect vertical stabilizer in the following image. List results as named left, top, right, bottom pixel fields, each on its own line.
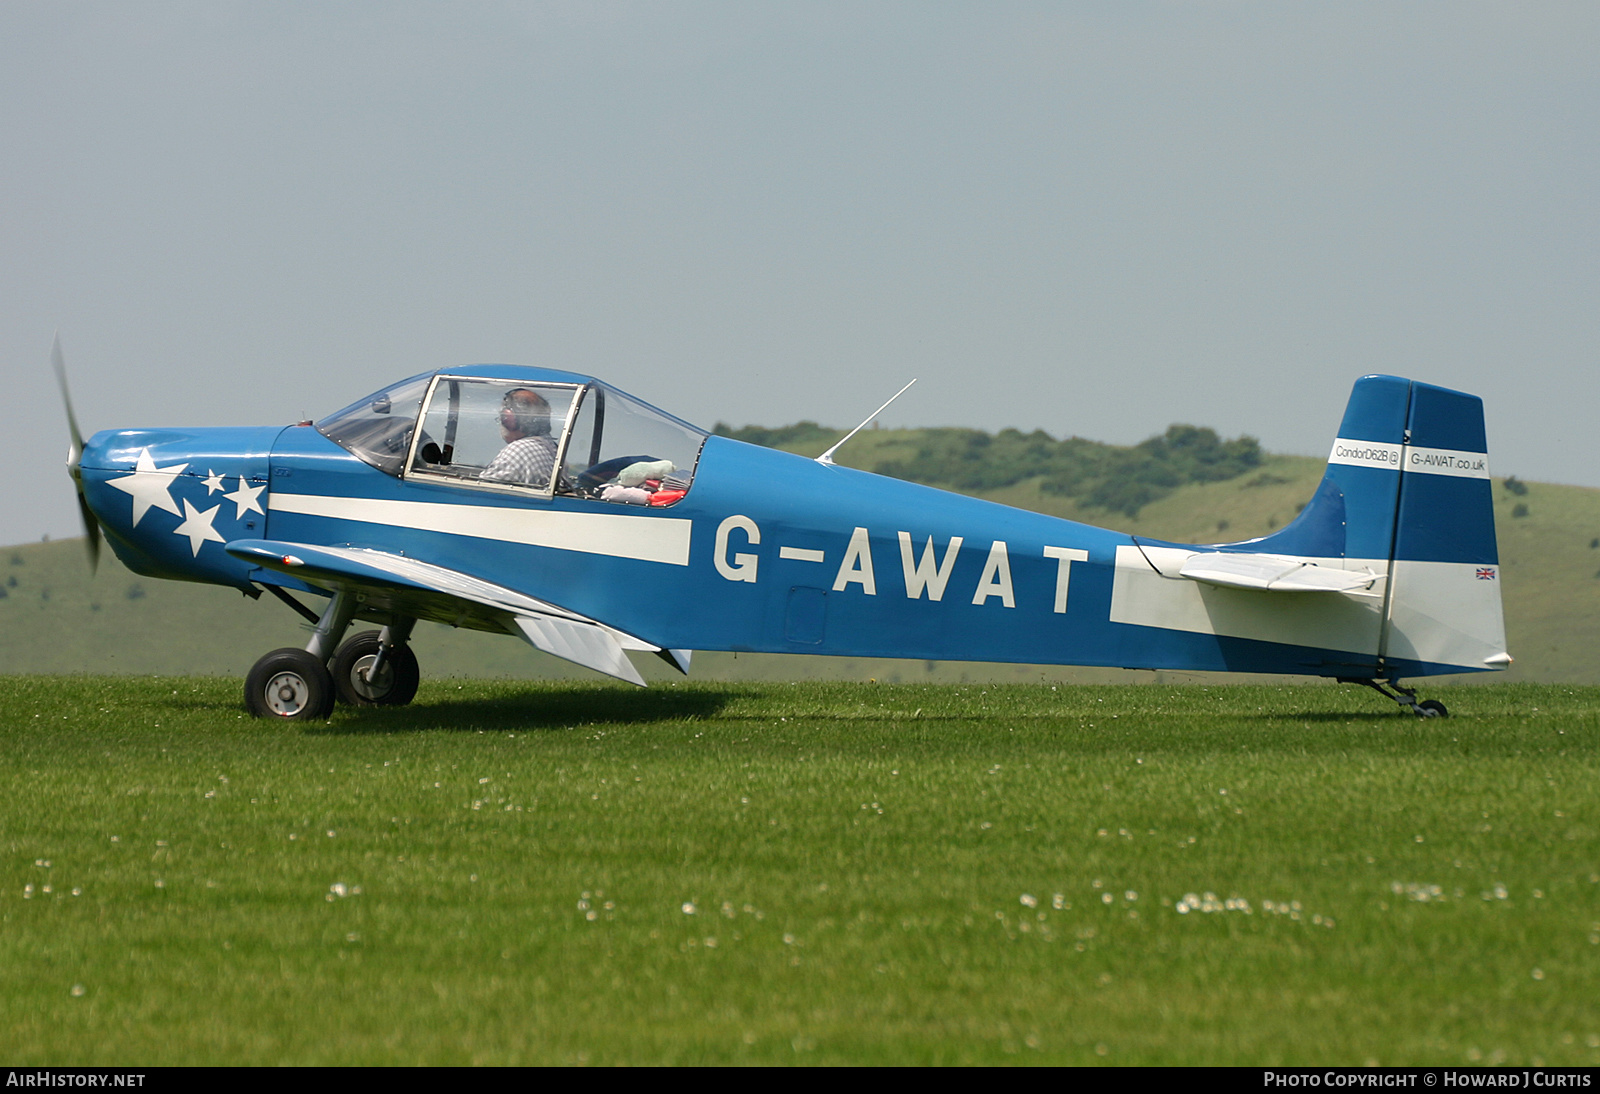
left=1234, top=374, right=1411, bottom=562
left=1215, top=374, right=1507, bottom=677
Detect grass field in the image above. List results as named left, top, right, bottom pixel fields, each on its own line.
left=3, top=677, right=1596, bottom=1065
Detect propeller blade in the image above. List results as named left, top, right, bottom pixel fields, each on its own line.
left=75, top=489, right=101, bottom=572
left=51, top=332, right=84, bottom=472
left=51, top=333, right=101, bottom=572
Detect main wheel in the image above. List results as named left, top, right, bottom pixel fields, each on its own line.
left=245, top=648, right=336, bottom=721
left=330, top=631, right=420, bottom=707
left=1417, top=699, right=1449, bottom=719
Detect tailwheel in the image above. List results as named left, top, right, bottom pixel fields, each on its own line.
left=246, top=648, right=336, bottom=721
left=331, top=630, right=420, bottom=707
left=1338, top=677, right=1448, bottom=718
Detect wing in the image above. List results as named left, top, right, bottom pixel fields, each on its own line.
left=225, top=539, right=690, bottom=686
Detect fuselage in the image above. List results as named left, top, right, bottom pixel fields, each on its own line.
left=76, top=367, right=1507, bottom=682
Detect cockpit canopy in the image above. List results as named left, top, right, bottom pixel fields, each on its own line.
left=315, top=370, right=708, bottom=507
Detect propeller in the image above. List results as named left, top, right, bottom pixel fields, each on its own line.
left=51, top=333, right=101, bottom=572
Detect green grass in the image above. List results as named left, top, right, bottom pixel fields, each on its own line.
left=3, top=677, right=1597, bottom=1065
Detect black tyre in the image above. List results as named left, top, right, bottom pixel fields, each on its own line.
left=330, top=631, right=420, bottom=707
left=1417, top=699, right=1449, bottom=719
left=245, top=648, right=336, bottom=721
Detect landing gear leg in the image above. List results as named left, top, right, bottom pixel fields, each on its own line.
left=1339, top=677, right=1448, bottom=719
left=244, top=589, right=357, bottom=720
left=304, top=588, right=359, bottom=664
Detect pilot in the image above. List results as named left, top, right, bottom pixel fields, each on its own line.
left=481, top=388, right=558, bottom=487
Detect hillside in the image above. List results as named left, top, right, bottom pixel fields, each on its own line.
left=6, top=425, right=1598, bottom=683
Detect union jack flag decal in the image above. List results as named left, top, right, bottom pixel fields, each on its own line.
left=1476, top=567, right=1497, bottom=580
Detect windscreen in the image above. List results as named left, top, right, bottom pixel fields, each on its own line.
left=315, top=373, right=433, bottom=476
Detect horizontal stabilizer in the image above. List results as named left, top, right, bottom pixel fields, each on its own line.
left=1178, top=552, right=1380, bottom=593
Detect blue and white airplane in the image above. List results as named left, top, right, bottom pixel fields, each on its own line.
left=57, top=341, right=1509, bottom=720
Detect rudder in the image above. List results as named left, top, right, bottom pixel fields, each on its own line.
left=1384, top=380, right=1507, bottom=675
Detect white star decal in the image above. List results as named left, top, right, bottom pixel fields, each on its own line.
left=107, top=448, right=189, bottom=527
left=203, top=469, right=226, bottom=494
left=223, top=476, right=266, bottom=519
left=171, top=499, right=225, bottom=557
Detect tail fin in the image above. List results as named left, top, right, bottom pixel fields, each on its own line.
left=1245, top=375, right=1508, bottom=676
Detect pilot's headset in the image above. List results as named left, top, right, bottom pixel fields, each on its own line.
left=500, top=389, right=551, bottom=438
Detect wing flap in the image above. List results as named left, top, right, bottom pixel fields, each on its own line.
left=512, top=616, right=646, bottom=687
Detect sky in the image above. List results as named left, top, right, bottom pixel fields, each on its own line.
left=4, top=1, right=1596, bottom=548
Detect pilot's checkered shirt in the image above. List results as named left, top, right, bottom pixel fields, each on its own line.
left=481, top=436, right=557, bottom=487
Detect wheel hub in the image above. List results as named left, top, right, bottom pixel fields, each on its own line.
left=264, top=672, right=311, bottom=716
left=351, top=654, right=394, bottom=701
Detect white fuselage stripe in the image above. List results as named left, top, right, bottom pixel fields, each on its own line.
left=268, top=493, right=692, bottom=566
left=1328, top=438, right=1490, bottom=479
